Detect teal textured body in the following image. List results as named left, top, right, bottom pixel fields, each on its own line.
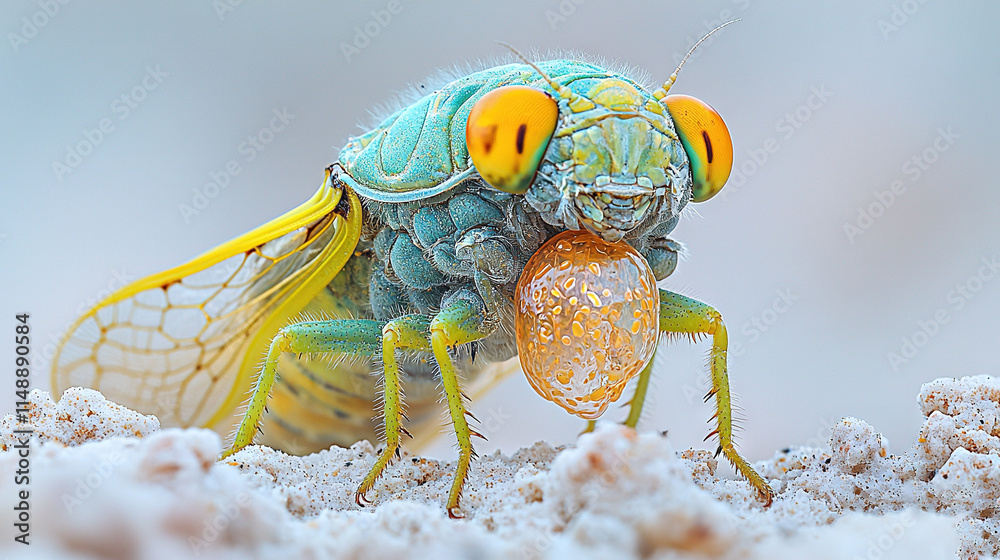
left=336, top=61, right=599, bottom=200
left=259, top=59, right=692, bottom=454
left=340, top=58, right=690, bottom=304
left=338, top=60, right=689, bottom=213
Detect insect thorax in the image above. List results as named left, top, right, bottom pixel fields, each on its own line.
left=352, top=177, right=681, bottom=363
left=336, top=60, right=692, bottom=361
left=354, top=181, right=544, bottom=364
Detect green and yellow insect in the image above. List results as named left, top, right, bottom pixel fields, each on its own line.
left=52, top=33, right=773, bottom=516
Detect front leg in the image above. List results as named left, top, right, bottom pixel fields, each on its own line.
left=455, top=227, right=518, bottom=318
left=657, top=288, right=774, bottom=505
left=582, top=355, right=656, bottom=434
left=428, top=288, right=496, bottom=518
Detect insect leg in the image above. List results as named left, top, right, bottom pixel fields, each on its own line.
left=581, top=351, right=653, bottom=433
left=623, top=354, right=656, bottom=428
left=356, top=314, right=431, bottom=506
left=221, top=319, right=384, bottom=459
left=657, top=289, right=774, bottom=506
left=428, top=288, right=494, bottom=518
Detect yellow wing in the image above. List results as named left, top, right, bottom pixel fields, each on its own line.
left=51, top=174, right=363, bottom=436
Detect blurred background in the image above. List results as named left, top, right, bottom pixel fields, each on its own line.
left=2, top=2, right=998, bottom=475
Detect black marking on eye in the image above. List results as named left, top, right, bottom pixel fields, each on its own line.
left=516, top=123, right=527, bottom=154
left=483, top=125, right=497, bottom=153
left=702, top=130, right=713, bottom=164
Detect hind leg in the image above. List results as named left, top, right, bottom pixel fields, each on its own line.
left=222, top=319, right=385, bottom=459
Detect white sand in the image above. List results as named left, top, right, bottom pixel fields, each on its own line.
left=3, top=377, right=999, bottom=559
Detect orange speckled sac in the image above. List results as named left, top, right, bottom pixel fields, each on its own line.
left=515, top=230, right=659, bottom=418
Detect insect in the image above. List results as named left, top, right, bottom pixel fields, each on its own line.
left=52, top=25, right=773, bottom=516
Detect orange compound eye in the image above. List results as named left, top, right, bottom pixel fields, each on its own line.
left=466, top=85, right=559, bottom=194
left=664, top=94, right=733, bottom=202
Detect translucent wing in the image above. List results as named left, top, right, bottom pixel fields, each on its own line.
left=51, top=178, right=363, bottom=435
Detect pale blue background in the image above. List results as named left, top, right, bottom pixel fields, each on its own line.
left=2, top=2, right=999, bottom=473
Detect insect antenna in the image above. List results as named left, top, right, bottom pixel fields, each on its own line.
left=652, top=19, right=740, bottom=102
left=496, top=41, right=595, bottom=112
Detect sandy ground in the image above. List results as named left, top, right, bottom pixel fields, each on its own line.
left=2, top=376, right=999, bottom=559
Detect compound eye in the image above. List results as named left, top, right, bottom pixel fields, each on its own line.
left=664, top=94, right=733, bottom=202
left=466, top=85, right=559, bottom=194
